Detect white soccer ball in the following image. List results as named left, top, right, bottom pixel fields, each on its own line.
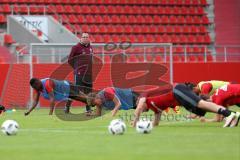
left=1, top=120, right=19, bottom=136
left=136, top=120, right=153, bottom=134
left=108, top=119, right=126, bottom=135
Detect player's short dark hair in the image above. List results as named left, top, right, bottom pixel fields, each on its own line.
left=0, top=105, right=5, bottom=111
left=184, top=82, right=197, bottom=90
left=29, top=78, right=39, bottom=86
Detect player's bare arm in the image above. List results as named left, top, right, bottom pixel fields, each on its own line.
left=132, top=97, right=146, bottom=127
left=48, top=92, right=55, bottom=115
left=24, top=91, right=40, bottom=116
left=111, top=95, right=121, bottom=117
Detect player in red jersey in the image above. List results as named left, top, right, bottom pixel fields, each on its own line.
left=132, top=83, right=240, bottom=128
left=132, top=91, right=179, bottom=127
left=201, top=84, right=240, bottom=124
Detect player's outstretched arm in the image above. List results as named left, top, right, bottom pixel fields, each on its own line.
left=95, top=105, right=102, bottom=116
left=132, top=97, right=146, bottom=127
left=48, top=92, right=55, bottom=115
left=24, top=92, right=40, bottom=116
left=111, top=95, right=121, bottom=117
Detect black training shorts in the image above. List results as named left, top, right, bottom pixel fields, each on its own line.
left=173, top=84, right=206, bottom=116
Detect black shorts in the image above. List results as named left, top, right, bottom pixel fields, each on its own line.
left=173, top=84, right=206, bottom=116
left=68, top=83, right=87, bottom=103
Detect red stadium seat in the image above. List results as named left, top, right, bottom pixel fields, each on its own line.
left=200, top=0, right=208, bottom=5
left=199, top=26, right=207, bottom=33
left=202, top=16, right=210, bottom=24
left=109, top=15, right=119, bottom=24
left=166, top=25, right=173, bottom=33
left=136, top=34, right=145, bottom=43
left=125, top=25, right=133, bottom=33
left=103, top=35, right=111, bottom=42
left=112, top=34, right=120, bottom=42
left=99, top=25, right=107, bottom=33
left=74, top=25, right=81, bottom=33
left=177, top=16, right=185, bottom=24
left=79, top=5, right=91, bottom=14
left=207, top=55, right=213, bottom=62
left=146, top=55, right=153, bottom=62
left=4, top=34, right=15, bottom=44
left=69, top=15, right=78, bottom=24
left=142, top=25, right=150, bottom=33
left=155, top=36, right=163, bottom=43
left=127, top=55, right=138, bottom=63
left=2, top=4, right=11, bottom=13
left=169, top=16, right=177, bottom=24
left=73, top=5, right=81, bottom=14
left=81, top=24, right=89, bottom=32
left=89, top=25, right=99, bottom=33
left=132, top=25, right=141, bottom=33
left=85, top=15, right=95, bottom=23
left=175, top=25, right=182, bottom=33
left=103, top=15, right=112, bottom=23
left=0, top=15, right=6, bottom=23
left=146, top=34, right=154, bottom=42
left=128, top=15, right=137, bottom=24
left=77, top=15, right=85, bottom=23
left=55, top=5, right=65, bottom=14
left=107, top=5, right=116, bottom=14
left=115, top=25, right=124, bottom=33
left=204, top=35, right=211, bottom=44
left=19, top=5, right=28, bottom=14
left=154, top=55, right=163, bottom=63
left=161, top=16, right=169, bottom=24
left=183, top=26, right=191, bottom=33
left=179, top=35, right=188, bottom=44
left=47, top=5, right=56, bottom=14
left=65, top=5, right=74, bottom=14
left=145, top=15, right=153, bottom=24
left=136, top=15, right=144, bottom=23
left=119, top=15, right=127, bottom=23
left=107, top=25, right=116, bottom=33
left=157, top=25, right=165, bottom=33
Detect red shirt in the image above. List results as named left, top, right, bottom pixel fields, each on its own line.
left=34, top=79, right=54, bottom=94
left=145, top=91, right=179, bottom=113
left=212, top=84, right=240, bottom=106
left=200, top=83, right=213, bottom=95
left=103, top=87, right=116, bottom=100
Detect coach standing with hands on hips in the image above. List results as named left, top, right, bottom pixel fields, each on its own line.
left=67, top=33, right=93, bottom=114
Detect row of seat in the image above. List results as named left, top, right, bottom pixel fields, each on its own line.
left=0, top=4, right=206, bottom=15
left=100, top=54, right=213, bottom=63
left=54, top=14, right=210, bottom=24
left=93, top=47, right=210, bottom=54
left=66, top=24, right=208, bottom=34
left=0, top=0, right=208, bottom=6
left=84, top=34, right=211, bottom=44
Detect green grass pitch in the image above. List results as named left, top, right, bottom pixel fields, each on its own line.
left=0, top=107, right=239, bottom=160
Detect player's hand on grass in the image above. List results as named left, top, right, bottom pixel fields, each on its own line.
left=200, top=117, right=206, bottom=122
left=85, top=111, right=93, bottom=116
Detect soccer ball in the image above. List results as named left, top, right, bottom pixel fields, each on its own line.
left=1, top=120, right=19, bottom=136
left=108, top=119, right=126, bottom=135
left=136, top=120, right=153, bottom=134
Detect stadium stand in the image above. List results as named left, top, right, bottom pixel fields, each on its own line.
left=0, top=0, right=211, bottom=44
